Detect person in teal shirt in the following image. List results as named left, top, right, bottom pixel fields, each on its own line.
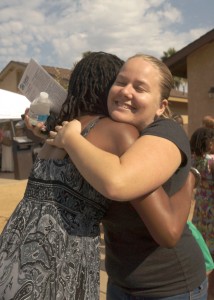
left=187, top=220, right=214, bottom=274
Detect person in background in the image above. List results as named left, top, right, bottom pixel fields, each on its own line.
left=172, top=114, right=214, bottom=276
left=0, top=122, right=14, bottom=172
left=47, top=53, right=207, bottom=299
left=190, top=126, right=214, bottom=300
left=187, top=197, right=214, bottom=276
left=202, top=115, right=214, bottom=129
left=172, top=113, right=184, bottom=126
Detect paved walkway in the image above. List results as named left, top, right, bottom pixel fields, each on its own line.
left=0, top=172, right=107, bottom=299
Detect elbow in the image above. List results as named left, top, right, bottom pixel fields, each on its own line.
left=159, top=238, right=179, bottom=248
left=154, top=227, right=182, bottom=248
left=100, top=178, right=130, bottom=202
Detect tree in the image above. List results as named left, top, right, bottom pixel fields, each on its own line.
left=161, top=48, right=187, bottom=92
left=161, top=47, right=177, bottom=61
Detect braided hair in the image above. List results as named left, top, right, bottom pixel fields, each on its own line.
left=190, top=127, right=214, bottom=156
left=46, top=52, right=124, bottom=131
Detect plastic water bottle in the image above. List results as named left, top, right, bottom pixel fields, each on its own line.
left=29, top=92, right=51, bottom=126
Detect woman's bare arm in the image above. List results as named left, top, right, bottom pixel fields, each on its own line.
left=41, top=117, right=193, bottom=247
left=47, top=120, right=181, bottom=201
left=48, top=121, right=193, bottom=247
left=131, top=172, right=195, bottom=247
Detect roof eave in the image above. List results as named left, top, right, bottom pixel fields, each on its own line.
left=163, top=28, right=214, bottom=78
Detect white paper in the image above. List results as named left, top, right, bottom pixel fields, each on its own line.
left=18, top=59, right=67, bottom=113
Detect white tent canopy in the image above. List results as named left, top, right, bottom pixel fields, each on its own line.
left=0, top=89, right=30, bottom=121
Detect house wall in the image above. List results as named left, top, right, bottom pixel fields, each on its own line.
left=0, top=67, right=24, bottom=93
left=187, top=42, right=214, bottom=138
left=168, top=99, right=188, bottom=134
left=169, top=100, right=187, bottom=118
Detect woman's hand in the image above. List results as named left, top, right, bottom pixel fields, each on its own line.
left=46, top=119, right=82, bottom=149
left=24, top=108, right=47, bottom=139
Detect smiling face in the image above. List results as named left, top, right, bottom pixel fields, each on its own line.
left=107, top=56, right=168, bottom=131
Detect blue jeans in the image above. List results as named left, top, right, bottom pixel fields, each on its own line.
left=107, top=278, right=208, bottom=300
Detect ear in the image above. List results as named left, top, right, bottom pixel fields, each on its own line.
left=156, top=99, right=168, bottom=117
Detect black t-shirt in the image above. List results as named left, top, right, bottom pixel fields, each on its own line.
left=102, top=118, right=206, bottom=297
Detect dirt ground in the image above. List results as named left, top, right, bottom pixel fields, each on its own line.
left=0, top=178, right=27, bottom=233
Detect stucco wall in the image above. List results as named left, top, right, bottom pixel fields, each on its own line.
left=187, top=42, right=214, bottom=138
left=0, top=69, right=20, bottom=92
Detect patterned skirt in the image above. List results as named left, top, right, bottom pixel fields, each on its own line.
left=0, top=157, right=110, bottom=299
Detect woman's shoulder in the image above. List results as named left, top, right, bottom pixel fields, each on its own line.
left=102, top=117, right=139, bottom=133
left=142, top=117, right=181, bottom=132
left=141, top=117, right=191, bottom=164
left=142, top=117, right=189, bottom=143
left=92, top=117, right=140, bottom=156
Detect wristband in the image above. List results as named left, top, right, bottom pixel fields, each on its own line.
left=190, top=167, right=201, bottom=188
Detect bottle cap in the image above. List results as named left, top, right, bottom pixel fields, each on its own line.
left=40, top=92, right=48, bottom=99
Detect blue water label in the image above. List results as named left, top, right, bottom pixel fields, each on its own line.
left=37, top=115, right=49, bottom=122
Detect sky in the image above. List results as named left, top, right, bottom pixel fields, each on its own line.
left=0, top=0, right=214, bottom=72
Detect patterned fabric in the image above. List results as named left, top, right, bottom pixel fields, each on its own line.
left=192, top=154, right=214, bottom=257
left=0, top=118, right=111, bottom=300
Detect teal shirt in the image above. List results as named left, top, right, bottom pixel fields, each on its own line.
left=187, top=221, right=214, bottom=272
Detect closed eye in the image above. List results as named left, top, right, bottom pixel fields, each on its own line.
left=114, top=80, right=126, bottom=87
left=135, top=86, right=146, bottom=93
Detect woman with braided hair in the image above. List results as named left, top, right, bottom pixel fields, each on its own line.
left=0, top=52, right=130, bottom=300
